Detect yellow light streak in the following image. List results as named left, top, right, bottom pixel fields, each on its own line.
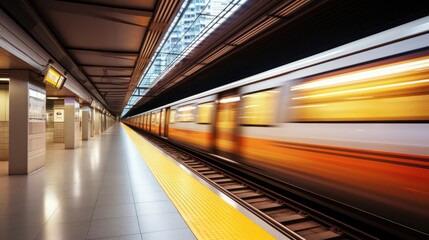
left=291, top=58, right=429, bottom=91
left=292, top=79, right=429, bottom=100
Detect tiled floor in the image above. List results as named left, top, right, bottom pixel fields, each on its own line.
left=0, top=123, right=196, bottom=240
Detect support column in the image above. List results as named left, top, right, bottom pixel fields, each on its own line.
left=100, top=111, right=104, bottom=133
left=94, top=110, right=100, bottom=135
left=81, top=106, right=90, bottom=140
left=9, top=70, right=46, bottom=174
left=103, top=112, right=107, bottom=132
left=53, top=99, right=65, bottom=143
left=90, top=107, right=95, bottom=137
left=64, top=97, right=79, bottom=149
left=0, top=85, right=9, bottom=161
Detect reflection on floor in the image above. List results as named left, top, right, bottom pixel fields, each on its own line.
left=0, top=161, right=7, bottom=177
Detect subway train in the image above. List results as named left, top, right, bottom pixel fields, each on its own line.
left=124, top=16, right=429, bottom=235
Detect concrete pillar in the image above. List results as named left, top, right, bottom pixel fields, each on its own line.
left=64, top=97, right=79, bottom=149
left=53, top=99, right=64, bottom=143
left=90, top=107, right=95, bottom=137
left=103, top=113, right=107, bottom=132
left=9, top=70, right=46, bottom=174
left=81, top=106, right=90, bottom=140
left=100, top=111, right=104, bottom=133
left=0, top=85, right=9, bottom=161
left=94, top=110, right=100, bottom=135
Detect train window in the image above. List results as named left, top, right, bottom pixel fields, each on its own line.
left=151, top=112, right=157, bottom=124
left=155, top=112, right=160, bottom=124
left=218, top=95, right=240, bottom=128
left=197, top=102, right=214, bottom=124
left=177, top=105, right=195, bottom=122
left=169, top=109, right=176, bottom=124
left=289, top=53, right=429, bottom=122
left=240, top=89, right=280, bottom=126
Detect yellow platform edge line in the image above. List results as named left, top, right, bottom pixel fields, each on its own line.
left=123, top=124, right=276, bottom=240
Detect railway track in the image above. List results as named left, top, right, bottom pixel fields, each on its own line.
left=135, top=129, right=426, bottom=240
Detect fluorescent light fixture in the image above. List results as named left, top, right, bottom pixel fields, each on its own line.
left=0, top=78, right=10, bottom=81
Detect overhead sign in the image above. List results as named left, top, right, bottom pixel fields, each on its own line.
left=44, top=65, right=66, bottom=90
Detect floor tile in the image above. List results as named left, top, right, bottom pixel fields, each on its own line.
left=138, top=213, right=188, bottom=233
left=141, top=228, right=196, bottom=240
left=87, top=216, right=140, bottom=239
left=59, top=196, right=98, bottom=209
left=96, top=194, right=134, bottom=206
left=0, top=225, right=41, bottom=240
left=93, top=234, right=142, bottom=240
left=135, top=201, right=178, bottom=215
left=35, top=221, right=90, bottom=240
left=92, top=204, right=136, bottom=220
left=47, top=207, right=94, bottom=224
left=0, top=211, right=49, bottom=228
left=98, top=186, right=132, bottom=196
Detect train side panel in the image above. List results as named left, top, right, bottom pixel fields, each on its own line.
left=237, top=50, right=429, bottom=233
left=168, top=95, right=217, bottom=151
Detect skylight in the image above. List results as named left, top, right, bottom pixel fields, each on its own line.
left=122, top=0, right=247, bottom=117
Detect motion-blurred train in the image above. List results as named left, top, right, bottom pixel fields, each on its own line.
left=124, top=16, right=429, bottom=234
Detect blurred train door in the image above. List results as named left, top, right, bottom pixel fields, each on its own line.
left=160, top=109, right=166, bottom=136
left=148, top=112, right=152, bottom=132
left=163, top=108, right=170, bottom=137
left=215, top=94, right=240, bottom=158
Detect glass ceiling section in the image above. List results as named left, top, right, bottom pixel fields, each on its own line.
left=122, top=0, right=248, bottom=117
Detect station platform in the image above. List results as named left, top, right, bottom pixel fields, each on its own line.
left=0, top=123, right=279, bottom=240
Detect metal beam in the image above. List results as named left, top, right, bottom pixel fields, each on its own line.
left=67, top=48, right=139, bottom=56
left=80, top=64, right=135, bottom=70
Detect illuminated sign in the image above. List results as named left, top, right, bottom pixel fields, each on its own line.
left=43, top=66, right=66, bottom=90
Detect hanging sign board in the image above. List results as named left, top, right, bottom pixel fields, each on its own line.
left=43, top=65, right=66, bottom=90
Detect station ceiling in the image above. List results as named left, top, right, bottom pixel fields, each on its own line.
left=1, top=1, right=429, bottom=117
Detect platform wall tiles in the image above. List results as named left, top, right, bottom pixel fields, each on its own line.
left=0, top=87, right=9, bottom=161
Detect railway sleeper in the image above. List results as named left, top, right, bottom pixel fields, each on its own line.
left=182, top=160, right=197, bottom=164
left=221, top=184, right=248, bottom=191
left=179, top=155, right=192, bottom=160
left=304, top=231, right=343, bottom=240
left=193, top=167, right=211, bottom=171
left=244, top=197, right=273, bottom=204
left=187, top=163, right=205, bottom=168
left=286, top=220, right=321, bottom=232
left=211, top=178, right=234, bottom=184
left=274, top=213, right=308, bottom=224
left=199, top=170, right=217, bottom=175
left=234, top=191, right=264, bottom=199
left=264, top=208, right=297, bottom=216
left=298, top=226, right=342, bottom=240
left=205, top=174, right=227, bottom=179
left=252, top=201, right=283, bottom=211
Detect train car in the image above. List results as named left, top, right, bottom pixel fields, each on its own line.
left=169, top=95, right=217, bottom=151
left=123, top=16, right=429, bottom=234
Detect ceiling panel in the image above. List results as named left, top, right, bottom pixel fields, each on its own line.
left=69, top=50, right=137, bottom=67
left=6, top=0, right=177, bottom=116
left=72, top=0, right=156, bottom=10
left=32, top=0, right=151, bottom=51
left=82, top=67, right=133, bottom=77
left=90, top=76, right=131, bottom=83
left=0, top=47, right=34, bottom=69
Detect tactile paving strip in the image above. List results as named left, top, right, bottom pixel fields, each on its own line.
left=123, top=124, right=275, bottom=240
